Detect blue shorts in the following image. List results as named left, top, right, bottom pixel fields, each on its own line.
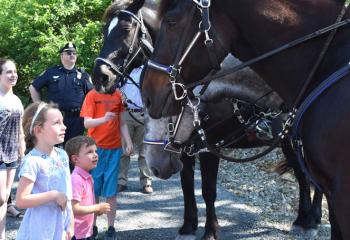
left=0, top=161, right=18, bottom=171
left=91, top=147, right=122, bottom=197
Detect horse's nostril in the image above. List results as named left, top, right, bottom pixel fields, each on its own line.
left=144, top=98, right=151, bottom=108
left=102, top=75, right=109, bottom=84
left=150, top=167, right=159, bottom=177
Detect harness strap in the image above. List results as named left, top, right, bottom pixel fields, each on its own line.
left=293, top=5, right=347, bottom=108
left=197, top=125, right=282, bottom=163
left=292, top=63, right=350, bottom=191
left=173, top=5, right=198, bottom=73
left=199, top=1, right=221, bottom=70
left=185, top=17, right=350, bottom=89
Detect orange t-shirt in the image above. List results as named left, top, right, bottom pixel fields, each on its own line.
left=80, top=89, right=125, bottom=149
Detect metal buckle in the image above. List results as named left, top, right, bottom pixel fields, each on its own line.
left=168, top=122, right=175, bottom=137
left=172, top=82, right=188, bottom=100
left=193, top=0, right=211, bottom=8
left=164, top=142, right=182, bottom=154
left=168, top=65, right=181, bottom=78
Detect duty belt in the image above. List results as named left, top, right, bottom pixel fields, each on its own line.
left=62, top=108, right=81, bottom=118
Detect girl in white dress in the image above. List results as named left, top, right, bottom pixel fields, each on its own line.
left=16, top=102, right=73, bottom=240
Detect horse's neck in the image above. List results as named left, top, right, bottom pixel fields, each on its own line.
left=217, top=0, right=348, bottom=107
left=201, top=56, right=283, bottom=110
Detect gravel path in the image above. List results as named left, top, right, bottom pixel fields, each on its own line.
left=6, top=152, right=331, bottom=239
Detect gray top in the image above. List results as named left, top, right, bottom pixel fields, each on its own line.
left=0, top=93, right=23, bottom=163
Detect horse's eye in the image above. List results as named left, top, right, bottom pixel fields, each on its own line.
left=123, top=27, right=131, bottom=33
left=166, top=17, right=177, bottom=27
left=122, top=23, right=132, bottom=32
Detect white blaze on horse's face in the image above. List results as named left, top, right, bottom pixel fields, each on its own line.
left=108, top=17, right=119, bottom=36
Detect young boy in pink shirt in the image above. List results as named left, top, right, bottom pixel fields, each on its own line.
left=65, top=136, right=111, bottom=240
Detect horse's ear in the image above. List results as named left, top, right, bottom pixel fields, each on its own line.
left=127, top=0, right=145, bottom=12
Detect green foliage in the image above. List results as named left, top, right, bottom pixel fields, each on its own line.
left=0, top=0, right=110, bottom=105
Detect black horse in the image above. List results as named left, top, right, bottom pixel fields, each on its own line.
left=92, top=0, right=323, bottom=239
left=141, top=0, right=350, bottom=238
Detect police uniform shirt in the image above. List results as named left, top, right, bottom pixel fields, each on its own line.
left=32, top=65, right=93, bottom=111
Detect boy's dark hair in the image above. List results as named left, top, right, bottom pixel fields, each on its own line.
left=65, top=135, right=96, bottom=162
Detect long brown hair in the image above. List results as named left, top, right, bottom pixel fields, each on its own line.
left=0, top=58, right=15, bottom=74
left=22, top=101, right=59, bottom=153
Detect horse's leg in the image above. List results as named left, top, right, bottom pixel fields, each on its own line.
left=329, top=176, right=350, bottom=239
left=310, top=189, right=323, bottom=225
left=199, top=152, right=220, bottom=240
left=326, top=193, right=342, bottom=240
left=281, top=139, right=319, bottom=237
left=178, top=154, right=198, bottom=236
left=281, top=140, right=311, bottom=226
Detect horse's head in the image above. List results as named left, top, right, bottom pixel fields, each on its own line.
left=143, top=107, right=196, bottom=179
left=142, top=0, right=235, bottom=118
left=92, top=0, right=154, bottom=93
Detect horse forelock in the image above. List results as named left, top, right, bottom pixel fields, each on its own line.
left=103, top=0, right=133, bottom=22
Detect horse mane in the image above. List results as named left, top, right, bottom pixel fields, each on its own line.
left=158, top=0, right=179, bottom=19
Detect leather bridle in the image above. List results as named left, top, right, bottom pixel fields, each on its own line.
left=95, top=9, right=153, bottom=89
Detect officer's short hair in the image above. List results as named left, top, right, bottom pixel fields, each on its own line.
left=59, top=42, right=77, bottom=53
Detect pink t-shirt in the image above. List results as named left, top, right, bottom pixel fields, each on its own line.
left=71, top=166, right=95, bottom=239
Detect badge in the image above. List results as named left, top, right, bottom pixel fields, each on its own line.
left=77, top=71, right=82, bottom=79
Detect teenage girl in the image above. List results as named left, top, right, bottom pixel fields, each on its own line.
left=15, top=102, right=73, bottom=240
left=0, top=58, right=25, bottom=240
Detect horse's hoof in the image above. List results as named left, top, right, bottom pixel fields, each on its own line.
left=175, top=234, right=196, bottom=240
left=290, top=225, right=318, bottom=239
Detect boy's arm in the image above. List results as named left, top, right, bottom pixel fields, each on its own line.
left=71, top=200, right=110, bottom=216
left=83, top=112, right=115, bottom=129
left=120, top=112, right=133, bottom=155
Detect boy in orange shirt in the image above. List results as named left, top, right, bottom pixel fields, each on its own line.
left=80, top=89, right=133, bottom=239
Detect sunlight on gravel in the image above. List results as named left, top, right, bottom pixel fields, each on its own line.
left=217, top=147, right=330, bottom=239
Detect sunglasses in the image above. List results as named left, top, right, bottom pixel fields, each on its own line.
left=64, top=51, right=77, bottom=56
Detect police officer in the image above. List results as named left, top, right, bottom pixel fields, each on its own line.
left=29, top=42, right=93, bottom=146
